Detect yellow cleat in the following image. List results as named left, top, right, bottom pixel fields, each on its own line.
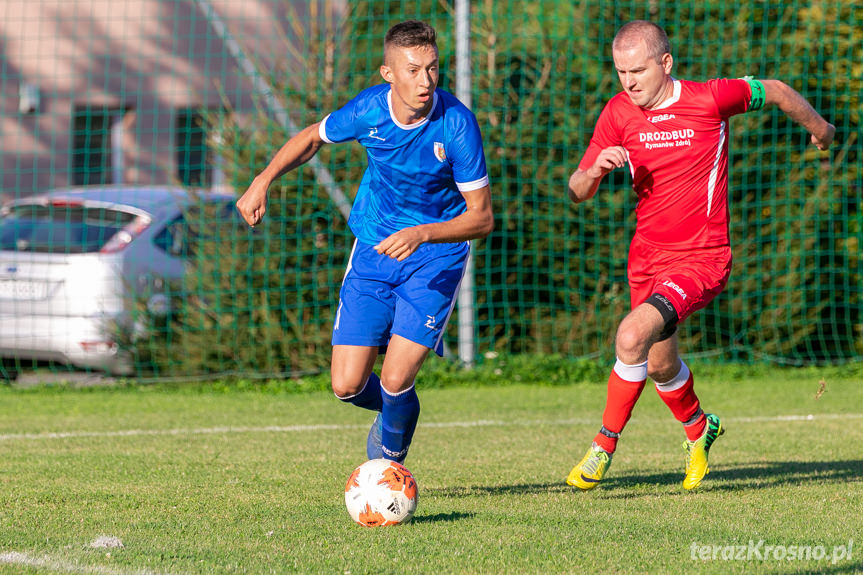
left=566, top=443, right=612, bottom=490
left=682, top=413, right=724, bottom=490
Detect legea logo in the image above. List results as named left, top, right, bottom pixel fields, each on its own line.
left=649, top=113, right=676, bottom=123
left=663, top=280, right=687, bottom=300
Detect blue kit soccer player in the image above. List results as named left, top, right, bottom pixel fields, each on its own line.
left=237, top=20, right=494, bottom=463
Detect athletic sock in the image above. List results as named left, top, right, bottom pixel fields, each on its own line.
left=335, top=372, right=383, bottom=412
left=380, top=384, right=421, bottom=461
left=593, top=358, right=648, bottom=453
left=682, top=408, right=707, bottom=441
left=654, top=361, right=706, bottom=440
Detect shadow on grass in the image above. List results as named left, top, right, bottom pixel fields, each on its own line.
left=713, top=459, right=863, bottom=483
left=411, top=511, right=475, bottom=524
left=421, top=460, right=863, bottom=500
left=601, top=458, right=863, bottom=495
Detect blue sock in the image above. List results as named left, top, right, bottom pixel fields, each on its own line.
left=381, top=384, right=420, bottom=462
left=336, top=373, right=382, bottom=412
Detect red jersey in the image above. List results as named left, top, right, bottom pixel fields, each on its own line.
left=579, top=78, right=754, bottom=250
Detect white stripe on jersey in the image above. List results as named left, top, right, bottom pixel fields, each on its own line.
left=318, top=114, right=335, bottom=144
left=334, top=240, right=359, bottom=331
left=456, top=175, right=490, bottom=192
left=706, top=120, right=726, bottom=217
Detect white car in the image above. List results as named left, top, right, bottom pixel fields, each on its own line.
left=0, top=185, right=241, bottom=377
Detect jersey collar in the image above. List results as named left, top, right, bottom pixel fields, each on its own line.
left=387, top=89, right=439, bottom=130
left=652, top=78, right=681, bottom=110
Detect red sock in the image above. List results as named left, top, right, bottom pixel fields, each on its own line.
left=594, top=359, right=647, bottom=453
left=655, top=361, right=706, bottom=440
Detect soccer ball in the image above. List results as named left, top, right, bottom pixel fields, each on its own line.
left=344, top=458, right=418, bottom=527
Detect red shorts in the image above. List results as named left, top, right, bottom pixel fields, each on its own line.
left=627, top=235, right=732, bottom=323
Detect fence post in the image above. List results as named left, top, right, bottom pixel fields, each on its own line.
left=454, top=0, right=476, bottom=368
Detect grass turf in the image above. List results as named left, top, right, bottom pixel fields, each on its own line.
left=1, top=366, right=861, bottom=574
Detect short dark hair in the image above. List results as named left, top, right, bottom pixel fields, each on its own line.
left=613, top=20, right=671, bottom=63
left=384, top=20, right=437, bottom=55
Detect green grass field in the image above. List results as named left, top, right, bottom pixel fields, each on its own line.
left=1, top=364, right=862, bottom=574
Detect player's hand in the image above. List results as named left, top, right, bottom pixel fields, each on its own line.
left=587, top=146, right=628, bottom=178
left=237, top=176, right=270, bottom=227
left=374, top=228, right=426, bottom=262
left=812, top=123, right=836, bottom=151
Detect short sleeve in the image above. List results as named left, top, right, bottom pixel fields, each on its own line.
left=708, top=78, right=753, bottom=118
left=319, top=95, right=361, bottom=144
left=578, top=100, right=622, bottom=172
left=449, top=111, right=489, bottom=192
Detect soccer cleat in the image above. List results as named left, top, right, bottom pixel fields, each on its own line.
left=366, top=412, right=383, bottom=460
left=682, top=413, right=725, bottom=490
left=566, top=442, right=613, bottom=490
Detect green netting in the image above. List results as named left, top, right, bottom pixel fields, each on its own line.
left=0, top=0, right=860, bottom=379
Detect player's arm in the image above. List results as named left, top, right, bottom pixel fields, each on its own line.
left=236, top=122, right=325, bottom=227
left=568, top=146, right=628, bottom=204
left=374, top=185, right=494, bottom=262
left=759, top=79, right=835, bottom=150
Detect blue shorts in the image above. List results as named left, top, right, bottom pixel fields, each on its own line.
left=332, top=240, right=470, bottom=356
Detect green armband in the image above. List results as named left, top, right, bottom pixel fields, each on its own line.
left=742, top=76, right=765, bottom=111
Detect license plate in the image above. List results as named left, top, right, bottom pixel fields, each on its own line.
left=0, top=279, right=49, bottom=300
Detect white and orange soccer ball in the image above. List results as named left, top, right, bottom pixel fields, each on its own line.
left=344, top=458, right=418, bottom=527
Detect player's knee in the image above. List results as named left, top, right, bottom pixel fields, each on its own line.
left=615, top=325, right=649, bottom=361
left=331, top=373, right=365, bottom=399
left=379, top=371, right=414, bottom=395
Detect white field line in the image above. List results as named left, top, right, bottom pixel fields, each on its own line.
left=1, top=413, right=862, bottom=443
left=0, top=551, right=176, bottom=575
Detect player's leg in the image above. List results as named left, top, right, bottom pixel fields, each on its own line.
left=331, top=345, right=389, bottom=459
left=649, top=336, right=724, bottom=490
left=600, top=302, right=667, bottom=451
left=330, top=240, right=397, bottom=459
left=567, top=303, right=664, bottom=489
left=588, top=236, right=669, bottom=455
left=647, top=247, right=732, bottom=489
left=378, top=241, right=469, bottom=463
left=649, top=334, right=705, bottom=440
left=376, top=336, right=430, bottom=463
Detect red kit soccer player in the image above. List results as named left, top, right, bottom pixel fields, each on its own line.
left=566, top=20, right=835, bottom=490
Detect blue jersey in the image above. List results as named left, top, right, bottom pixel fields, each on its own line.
left=319, top=84, right=489, bottom=245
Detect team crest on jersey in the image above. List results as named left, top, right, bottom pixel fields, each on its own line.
left=433, top=142, right=446, bottom=162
